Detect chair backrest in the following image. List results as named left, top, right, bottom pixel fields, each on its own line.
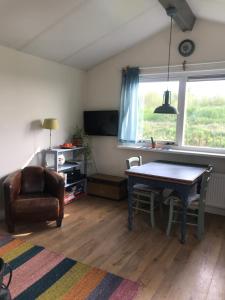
left=21, top=166, right=45, bottom=194
left=126, top=156, right=142, bottom=169
left=199, top=165, right=213, bottom=205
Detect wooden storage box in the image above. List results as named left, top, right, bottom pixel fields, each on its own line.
left=87, top=173, right=127, bottom=200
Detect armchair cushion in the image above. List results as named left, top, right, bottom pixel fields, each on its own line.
left=13, top=194, right=59, bottom=221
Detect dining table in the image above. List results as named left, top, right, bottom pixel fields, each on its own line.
left=125, top=160, right=208, bottom=243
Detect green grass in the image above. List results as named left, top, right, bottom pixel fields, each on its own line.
left=141, top=93, right=225, bottom=148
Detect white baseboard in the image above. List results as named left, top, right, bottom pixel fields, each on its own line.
left=205, top=205, right=225, bottom=216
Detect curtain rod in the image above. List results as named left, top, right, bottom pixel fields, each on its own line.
left=139, top=60, right=225, bottom=70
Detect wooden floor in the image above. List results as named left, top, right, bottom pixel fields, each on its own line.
left=1, top=196, right=225, bottom=300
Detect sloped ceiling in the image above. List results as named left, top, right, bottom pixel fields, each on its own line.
left=0, top=0, right=224, bottom=70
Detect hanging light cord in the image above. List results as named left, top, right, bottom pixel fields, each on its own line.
left=167, top=16, right=173, bottom=82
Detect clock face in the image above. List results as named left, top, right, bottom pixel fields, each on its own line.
left=178, top=39, right=195, bottom=57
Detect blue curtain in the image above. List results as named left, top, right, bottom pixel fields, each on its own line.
left=118, top=67, right=140, bottom=143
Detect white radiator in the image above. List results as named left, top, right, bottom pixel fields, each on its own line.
left=206, top=173, right=225, bottom=209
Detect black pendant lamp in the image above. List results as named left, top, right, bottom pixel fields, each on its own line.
left=154, top=7, right=178, bottom=115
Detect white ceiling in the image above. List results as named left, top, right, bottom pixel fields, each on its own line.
left=0, top=0, right=224, bottom=70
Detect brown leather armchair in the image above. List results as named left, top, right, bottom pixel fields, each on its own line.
left=3, top=166, right=64, bottom=232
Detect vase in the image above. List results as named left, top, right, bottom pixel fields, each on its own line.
left=58, top=154, right=65, bottom=165
left=72, top=138, right=82, bottom=147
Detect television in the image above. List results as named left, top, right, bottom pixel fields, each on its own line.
left=84, top=110, right=119, bottom=136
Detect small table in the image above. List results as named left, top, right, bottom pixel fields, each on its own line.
left=125, top=161, right=207, bottom=243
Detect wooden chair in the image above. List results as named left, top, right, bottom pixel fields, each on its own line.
left=166, top=165, right=213, bottom=239
left=126, top=156, right=162, bottom=227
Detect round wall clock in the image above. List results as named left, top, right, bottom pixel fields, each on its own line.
left=178, top=39, right=195, bottom=57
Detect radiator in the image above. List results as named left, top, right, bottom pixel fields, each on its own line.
left=206, top=173, right=225, bottom=209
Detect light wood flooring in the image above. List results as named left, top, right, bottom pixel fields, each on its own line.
left=1, top=195, right=225, bottom=300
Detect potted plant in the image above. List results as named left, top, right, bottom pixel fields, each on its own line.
left=72, top=126, right=92, bottom=162
left=72, top=126, right=84, bottom=147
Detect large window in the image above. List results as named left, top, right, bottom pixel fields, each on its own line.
left=138, top=73, right=225, bottom=152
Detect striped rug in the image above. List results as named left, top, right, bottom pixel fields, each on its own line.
left=0, top=235, right=140, bottom=300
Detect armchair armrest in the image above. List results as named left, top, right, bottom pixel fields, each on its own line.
left=3, top=170, right=22, bottom=204
left=45, top=169, right=65, bottom=218
left=3, top=170, right=22, bottom=227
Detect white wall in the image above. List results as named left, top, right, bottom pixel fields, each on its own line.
left=86, top=19, right=225, bottom=176
left=0, top=45, right=86, bottom=215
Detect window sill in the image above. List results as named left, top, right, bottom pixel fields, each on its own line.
left=117, top=144, right=225, bottom=159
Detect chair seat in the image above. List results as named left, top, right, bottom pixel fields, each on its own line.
left=13, top=193, right=59, bottom=221
left=133, top=184, right=161, bottom=194
left=165, top=192, right=200, bottom=208
left=189, top=198, right=200, bottom=209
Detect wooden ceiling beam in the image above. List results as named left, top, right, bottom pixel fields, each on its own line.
left=158, top=0, right=196, bottom=31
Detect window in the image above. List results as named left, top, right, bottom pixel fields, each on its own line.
left=139, top=81, right=178, bottom=142
left=138, top=72, right=225, bottom=153
left=184, top=79, right=225, bottom=148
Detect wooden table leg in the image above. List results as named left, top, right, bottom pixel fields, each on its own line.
left=180, top=191, right=189, bottom=244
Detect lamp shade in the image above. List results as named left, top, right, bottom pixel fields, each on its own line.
left=43, top=118, right=59, bottom=130
left=154, top=104, right=178, bottom=114
left=154, top=90, right=178, bottom=114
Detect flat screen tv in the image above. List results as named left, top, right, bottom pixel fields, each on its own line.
left=84, top=110, right=119, bottom=136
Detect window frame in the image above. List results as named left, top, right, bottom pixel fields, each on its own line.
left=139, top=68, right=225, bottom=155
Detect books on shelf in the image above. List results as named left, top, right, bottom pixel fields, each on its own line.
left=64, top=183, right=85, bottom=205
left=64, top=191, right=75, bottom=205
left=64, top=191, right=85, bottom=205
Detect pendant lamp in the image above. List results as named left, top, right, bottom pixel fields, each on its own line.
left=154, top=7, right=178, bottom=115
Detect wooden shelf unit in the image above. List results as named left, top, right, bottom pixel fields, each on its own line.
left=45, top=147, right=87, bottom=204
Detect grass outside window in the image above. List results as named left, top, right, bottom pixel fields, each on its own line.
left=138, top=76, right=225, bottom=152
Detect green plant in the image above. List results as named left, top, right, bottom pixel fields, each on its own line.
left=83, top=134, right=92, bottom=159
left=72, top=126, right=92, bottom=159
left=72, top=126, right=84, bottom=139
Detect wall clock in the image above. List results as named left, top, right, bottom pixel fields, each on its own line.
left=178, top=39, right=195, bottom=57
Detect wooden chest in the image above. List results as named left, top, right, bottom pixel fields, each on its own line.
left=87, top=173, right=127, bottom=200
